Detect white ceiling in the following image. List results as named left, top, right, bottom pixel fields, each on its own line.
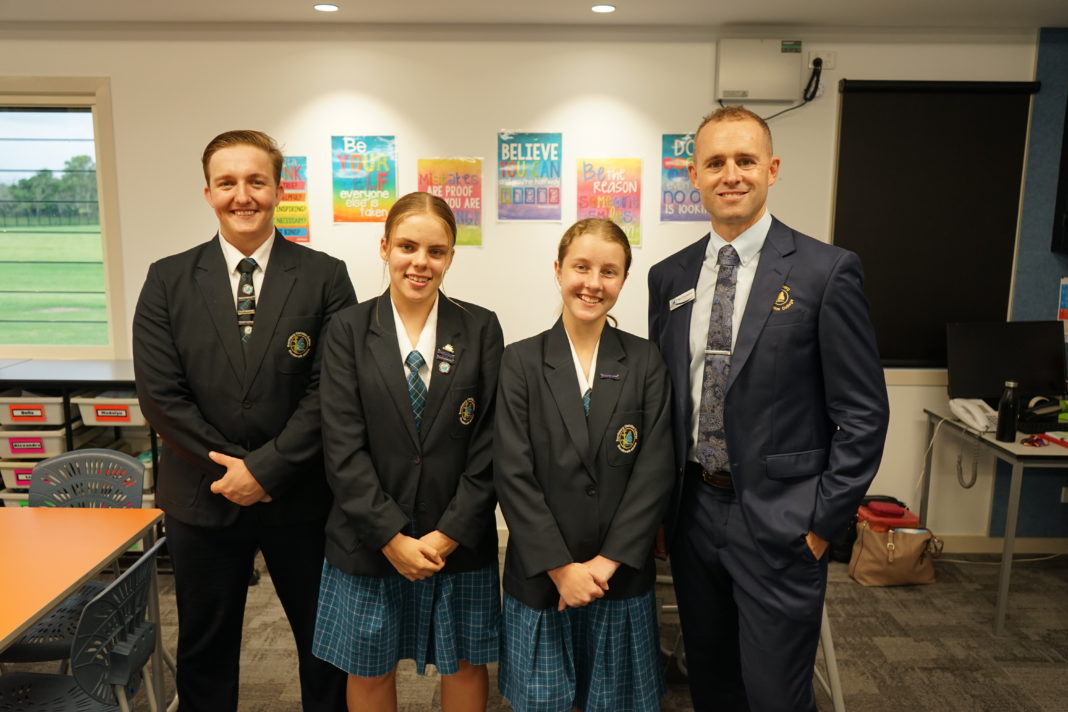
left=0, top=0, right=1066, bottom=31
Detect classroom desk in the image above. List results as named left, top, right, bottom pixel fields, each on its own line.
left=0, top=507, right=165, bottom=708
left=920, top=407, right=1068, bottom=635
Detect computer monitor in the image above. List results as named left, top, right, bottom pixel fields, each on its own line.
left=946, top=321, right=1067, bottom=402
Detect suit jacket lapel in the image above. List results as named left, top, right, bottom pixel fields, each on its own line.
left=544, top=319, right=595, bottom=476
left=729, top=218, right=795, bottom=391
left=368, top=291, right=421, bottom=448
left=420, top=294, right=461, bottom=440
left=194, top=237, right=244, bottom=383
left=667, top=235, right=709, bottom=370
left=586, top=326, right=627, bottom=471
left=242, top=233, right=296, bottom=392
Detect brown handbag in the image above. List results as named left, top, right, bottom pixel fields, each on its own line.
left=848, top=520, right=944, bottom=586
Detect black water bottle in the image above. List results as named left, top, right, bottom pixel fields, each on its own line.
left=995, top=380, right=1019, bottom=442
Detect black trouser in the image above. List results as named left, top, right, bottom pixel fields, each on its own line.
left=165, top=510, right=346, bottom=712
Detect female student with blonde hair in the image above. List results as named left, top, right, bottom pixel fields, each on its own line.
left=494, top=218, right=675, bottom=712
left=313, top=192, right=503, bottom=712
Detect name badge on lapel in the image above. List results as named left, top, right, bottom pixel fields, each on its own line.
left=670, top=289, right=696, bottom=311
left=436, top=344, right=456, bottom=374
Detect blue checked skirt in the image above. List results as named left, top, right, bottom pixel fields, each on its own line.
left=312, top=560, right=500, bottom=677
left=499, top=590, right=665, bottom=712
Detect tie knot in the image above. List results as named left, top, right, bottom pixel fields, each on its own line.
left=237, top=257, right=257, bottom=275
left=718, top=245, right=740, bottom=267
left=406, top=350, right=426, bottom=372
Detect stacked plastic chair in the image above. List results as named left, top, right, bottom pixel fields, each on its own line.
left=0, top=449, right=144, bottom=668
left=0, top=538, right=166, bottom=712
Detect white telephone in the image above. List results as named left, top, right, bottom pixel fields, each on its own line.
left=949, top=398, right=998, bottom=432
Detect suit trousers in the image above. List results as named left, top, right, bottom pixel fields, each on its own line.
left=670, top=475, right=826, bottom=712
left=165, top=510, right=346, bottom=712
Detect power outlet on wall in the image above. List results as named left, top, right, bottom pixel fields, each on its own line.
left=808, top=50, right=837, bottom=69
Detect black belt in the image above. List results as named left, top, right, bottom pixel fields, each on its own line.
left=686, top=461, right=733, bottom=491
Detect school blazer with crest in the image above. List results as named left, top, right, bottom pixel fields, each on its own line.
left=647, top=217, right=889, bottom=570
left=320, top=291, right=504, bottom=577
left=494, top=320, right=675, bottom=610
left=132, top=232, right=357, bottom=528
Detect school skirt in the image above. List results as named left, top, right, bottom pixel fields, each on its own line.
left=312, top=559, right=500, bottom=677
left=499, top=589, right=665, bottom=712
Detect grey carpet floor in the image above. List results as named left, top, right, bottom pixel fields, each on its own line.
left=8, top=551, right=1068, bottom=710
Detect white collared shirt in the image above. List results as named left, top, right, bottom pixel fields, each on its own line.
left=219, top=233, right=276, bottom=309
left=565, top=330, right=601, bottom=399
left=687, top=211, right=773, bottom=461
left=391, top=293, right=440, bottom=392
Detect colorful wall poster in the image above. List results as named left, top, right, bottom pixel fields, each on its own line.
left=331, top=135, right=396, bottom=223
left=275, top=156, right=310, bottom=242
left=575, top=158, right=642, bottom=246
left=660, top=133, right=705, bottom=222
left=497, top=131, right=561, bottom=221
left=1060, top=277, right=1068, bottom=342
left=417, top=158, right=483, bottom=247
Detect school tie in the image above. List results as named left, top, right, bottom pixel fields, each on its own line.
left=696, top=244, right=740, bottom=474
left=236, top=257, right=257, bottom=343
left=582, top=388, right=592, bottom=417
left=405, top=350, right=428, bottom=430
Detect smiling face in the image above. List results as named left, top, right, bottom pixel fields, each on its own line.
left=555, top=232, right=628, bottom=328
left=203, top=144, right=283, bottom=251
left=689, top=116, right=780, bottom=241
left=380, top=212, right=455, bottom=309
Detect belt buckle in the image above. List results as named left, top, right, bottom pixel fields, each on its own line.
left=700, top=468, right=733, bottom=490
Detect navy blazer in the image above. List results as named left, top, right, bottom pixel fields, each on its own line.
left=320, top=291, right=503, bottom=577
left=133, top=233, right=357, bottom=527
left=494, top=320, right=675, bottom=610
left=648, top=218, right=889, bottom=569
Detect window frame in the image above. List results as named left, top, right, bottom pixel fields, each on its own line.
left=0, top=76, right=125, bottom=359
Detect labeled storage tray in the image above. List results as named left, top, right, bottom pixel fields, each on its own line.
left=72, top=391, right=146, bottom=427
left=0, top=389, right=75, bottom=426
left=0, top=459, right=38, bottom=490
left=0, top=422, right=102, bottom=459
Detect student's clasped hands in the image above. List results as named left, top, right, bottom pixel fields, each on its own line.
left=548, top=555, right=621, bottom=610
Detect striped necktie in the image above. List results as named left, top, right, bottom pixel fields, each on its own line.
left=696, top=244, right=740, bottom=473
left=405, top=350, right=428, bottom=430
left=582, top=387, right=592, bottom=417
left=236, top=257, right=257, bottom=343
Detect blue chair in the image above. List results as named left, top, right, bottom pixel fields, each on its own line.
left=0, top=449, right=145, bottom=667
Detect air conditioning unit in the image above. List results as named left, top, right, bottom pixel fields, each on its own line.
left=716, top=39, right=803, bottom=102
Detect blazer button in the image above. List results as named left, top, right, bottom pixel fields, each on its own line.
left=242, top=400, right=252, bottom=409
left=585, top=485, right=597, bottom=496
left=417, top=501, right=428, bottom=512
left=413, top=456, right=422, bottom=465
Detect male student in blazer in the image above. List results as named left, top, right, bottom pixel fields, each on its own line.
left=133, top=130, right=354, bottom=712
left=648, top=107, right=889, bottom=712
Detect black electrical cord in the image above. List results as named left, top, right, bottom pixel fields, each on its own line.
left=759, top=56, right=823, bottom=121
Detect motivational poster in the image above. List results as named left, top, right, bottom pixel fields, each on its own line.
left=275, top=156, right=310, bottom=242
left=660, top=133, right=705, bottom=222
left=497, top=131, right=561, bottom=221
left=332, top=135, right=396, bottom=222
left=418, top=158, right=483, bottom=246
left=576, top=157, right=641, bottom=246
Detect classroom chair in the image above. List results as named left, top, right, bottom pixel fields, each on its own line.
left=0, top=537, right=166, bottom=712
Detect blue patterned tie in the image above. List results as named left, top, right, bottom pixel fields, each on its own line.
left=236, top=257, right=257, bottom=343
left=582, top=387, right=592, bottom=417
left=405, top=350, right=427, bottom=430
left=696, top=244, right=740, bottom=473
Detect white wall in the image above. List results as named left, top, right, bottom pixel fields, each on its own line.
left=0, top=24, right=1039, bottom=538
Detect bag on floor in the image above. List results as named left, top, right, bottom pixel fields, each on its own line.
left=848, top=520, right=943, bottom=586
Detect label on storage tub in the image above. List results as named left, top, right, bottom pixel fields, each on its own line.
left=8, top=438, right=45, bottom=454
left=94, top=405, right=130, bottom=422
left=8, top=405, right=45, bottom=422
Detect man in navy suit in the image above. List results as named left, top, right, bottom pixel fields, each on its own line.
left=648, top=106, right=889, bottom=711
left=133, top=130, right=353, bottom=711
